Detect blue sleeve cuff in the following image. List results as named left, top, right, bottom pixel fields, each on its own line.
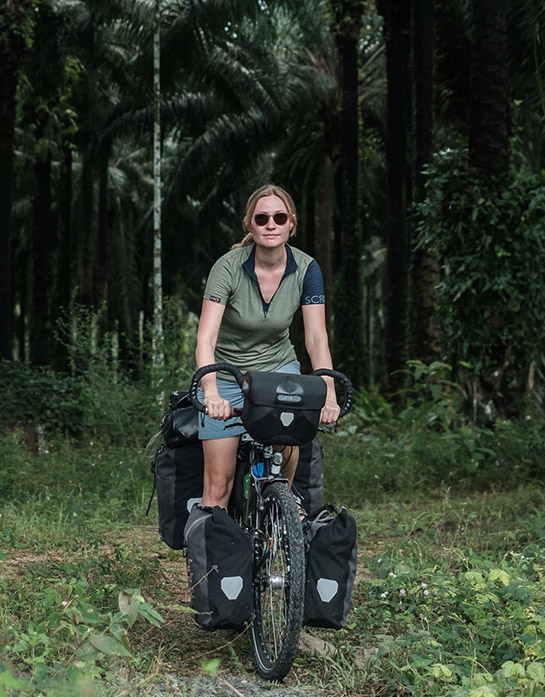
left=301, top=260, right=325, bottom=305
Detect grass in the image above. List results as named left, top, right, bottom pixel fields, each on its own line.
left=2, top=406, right=545, bottom=696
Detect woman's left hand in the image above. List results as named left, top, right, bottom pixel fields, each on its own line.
left=320, top=399, right=340, bottom=425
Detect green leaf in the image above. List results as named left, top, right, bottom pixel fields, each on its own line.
left=137, top=603, right=163, bottom=628
left=489, top=569, right=510, bottom=587
left=527, top=662, right=545, bottom=684
left=0, top=669, right=25, bottom=689
left=118, top=589, right=144, bottom=615
left=502, top=660, right=526, bottom=678
left=87, top=633, right=132, bottom=657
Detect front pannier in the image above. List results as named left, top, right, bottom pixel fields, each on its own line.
left=241, top=372, right=327, bottom=446
left=184, top=505, right=253, bottom=630
left=303, top=505, right=357, bottom=629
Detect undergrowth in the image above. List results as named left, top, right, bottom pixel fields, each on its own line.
left=2, top=355, right=545, bottom=695
left=300, top=488, right=545, bottom=697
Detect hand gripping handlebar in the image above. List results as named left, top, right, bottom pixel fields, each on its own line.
left=310, top=368, right=353, bottom=418
left=189, top=363, right=244, bottom=412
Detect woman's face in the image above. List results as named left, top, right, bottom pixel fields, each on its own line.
left=248, top=195, right=292, bottom=249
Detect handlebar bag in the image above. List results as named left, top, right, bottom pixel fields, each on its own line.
left=184, top=504, right=253, bottom=630
left=303, top=505, right=358, bottom=629
left=241, top=372, right=327, bottom=446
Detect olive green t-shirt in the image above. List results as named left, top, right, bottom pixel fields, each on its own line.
left=203, top=244, right=325, bottom=378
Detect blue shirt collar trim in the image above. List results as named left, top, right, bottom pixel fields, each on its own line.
left=242, top=244, right=298, bottom=281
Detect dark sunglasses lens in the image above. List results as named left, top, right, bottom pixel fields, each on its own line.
left=254, top=212, right=289, bottom=226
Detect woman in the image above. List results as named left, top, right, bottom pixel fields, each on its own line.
left=196, top=184, right=339, bottom=509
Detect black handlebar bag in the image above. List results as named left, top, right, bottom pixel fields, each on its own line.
left=241, top=372, right=327, bottom=446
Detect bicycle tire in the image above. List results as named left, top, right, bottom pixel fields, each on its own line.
left=249, top=481, right=305, bottom=681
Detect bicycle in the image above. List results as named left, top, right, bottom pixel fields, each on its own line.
left=188, top=362, right=353, bottom=681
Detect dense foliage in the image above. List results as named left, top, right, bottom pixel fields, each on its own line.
left=415, top=144, right=545, bottom=413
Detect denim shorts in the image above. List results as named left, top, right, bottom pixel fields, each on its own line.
left=197, top=360, right=301, bottom=441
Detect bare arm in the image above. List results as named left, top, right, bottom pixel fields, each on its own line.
left=195, top=299, right=232, bottom=420
left=301, top=303, right=340, bottom=424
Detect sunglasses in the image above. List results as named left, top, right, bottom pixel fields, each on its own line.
left=253, top=212, right=289, bottom=227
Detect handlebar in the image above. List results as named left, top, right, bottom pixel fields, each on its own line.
left=189, top=363, right=353, bottom=420
left=189, top=363, right=244, bottom=412
left=311, top=368, right=353, bottom=418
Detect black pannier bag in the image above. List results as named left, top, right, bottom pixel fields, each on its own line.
left=184, top=504, right=253, bottom=630
left=161, top=390, right=200, bottom=448
left=293, top=438, right=324, bottom=516
left=153, top=443, right=204, bottom=549
left=241, top=372, right=327, bottom=446
left=303, top=505, right=358, bottom=629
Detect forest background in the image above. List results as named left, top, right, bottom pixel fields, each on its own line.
left=1, top=0, right=544, bottom=407
left=2, top=1, right=545, bottom=696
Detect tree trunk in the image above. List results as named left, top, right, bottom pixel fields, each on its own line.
left=152, top=0, right=164, bottom=380
left=0, top=62, right=17, bottom=361
left=314, top=153, right=334, bottom=333
left=331, top=0, right=365, bottom=387
left=465, top=0, right=510, bottom=415
left=97, top=150, right=109, bottom=339
left=52, top=146, right=73, bottom=372
left=0, top=0, right=33, bottom=360
left=78, top=150, right=95, bottom=308
left=30, top=147, right=54, bottom=366
left=468, top=0, right=509, bottom=176
left=409, top=0, right=441, bottom=364
left=378, top=0, right=412, bottom=394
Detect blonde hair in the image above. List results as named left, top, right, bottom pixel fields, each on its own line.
left=231, top=184, right=298, bottom=249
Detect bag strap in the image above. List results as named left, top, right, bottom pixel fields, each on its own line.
left=145, top=446, right=162, bottom=516
left=304, top=504, right=339, bottom=544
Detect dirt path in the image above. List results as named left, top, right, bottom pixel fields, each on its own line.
left=136, top=525, right=374, bottom=697
left=3, top=525, right=373, bottom=697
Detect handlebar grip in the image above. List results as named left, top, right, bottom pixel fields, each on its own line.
left=189, top=363, right=245, bottom=412
left=311, top=368, right=354, bottom=418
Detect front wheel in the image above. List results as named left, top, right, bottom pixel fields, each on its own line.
left=250, top=481, right=305, bottom=681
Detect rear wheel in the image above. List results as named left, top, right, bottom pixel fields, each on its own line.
left=250, top=481, right=305, bottom=681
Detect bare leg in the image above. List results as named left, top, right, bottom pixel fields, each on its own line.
left=201, top=436, right=239, bottom=508
left=276, top=445, right=299, bottom=484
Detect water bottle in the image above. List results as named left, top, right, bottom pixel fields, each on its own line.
left=243, top=472, right=250, bottom=498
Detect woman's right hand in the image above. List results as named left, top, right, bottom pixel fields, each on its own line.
left=204, top=394, right=232, bottom=421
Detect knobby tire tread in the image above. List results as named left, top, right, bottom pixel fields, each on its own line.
left=250, top=481, right=305, bottom=681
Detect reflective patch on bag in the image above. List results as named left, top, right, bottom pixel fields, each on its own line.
left=280, top=412, right=295, bottom=427
left=316, top=578, right=339, bottom=603
left=221, top=576, right=244, bottom=600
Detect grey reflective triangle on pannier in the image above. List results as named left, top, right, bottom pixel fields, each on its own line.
left=316, top=578, right=339, bottom=603
left=221, top=576, right=244, bottom=600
